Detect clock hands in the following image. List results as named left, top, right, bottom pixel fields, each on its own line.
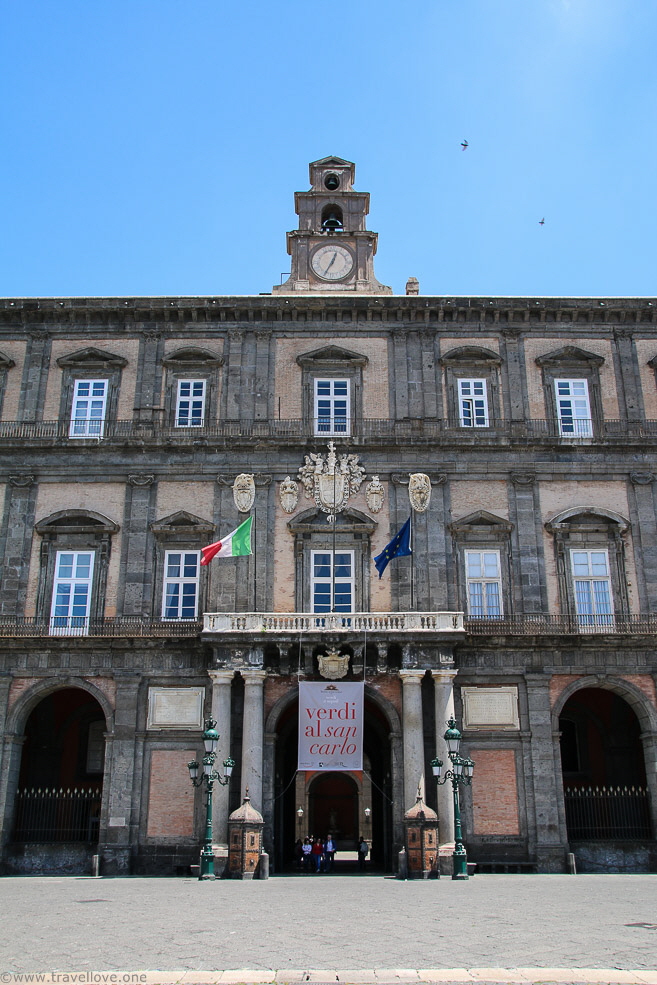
left=324, top=251, right=338, bottom=273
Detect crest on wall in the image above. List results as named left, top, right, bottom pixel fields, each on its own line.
left=318, top=647, right=350, bottom=680
left=409, top=473, right=431, bottom=512
left=366, top=475, right=385, bottom=514
left=233, top=473, right=256, bottom=513
left=298, top=441, right=365, bottom=523
left=279, top=476, right=299, bottom=514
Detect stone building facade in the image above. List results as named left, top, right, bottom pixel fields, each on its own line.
left=0, top=157, right=656, bottom=875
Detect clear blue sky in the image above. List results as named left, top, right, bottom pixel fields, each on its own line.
left=1, top=0, right=655, bottom=299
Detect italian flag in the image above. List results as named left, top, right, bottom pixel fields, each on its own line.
left=200, top=516, right=253, bottom=565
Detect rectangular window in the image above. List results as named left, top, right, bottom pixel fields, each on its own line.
left=314, top=378, right=350, bottom=436
left=69, top=380, right=108, bottom=438
left=458, top=379, right=489, bottom=427
left=555, top=379, right=592, bottom=437
left=50, top=551, right=95, bottom=635
left=570, top=549, right=614, bottom=630
left=176, top=380, right=206, bottom=427
left=162, top=551, right=200, bottom=620
left=311, top=550, right=354, bottom=613
left=465, top=550, right=503, bottom=617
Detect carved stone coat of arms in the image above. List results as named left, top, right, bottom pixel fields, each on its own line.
left=298, top=441, right=365, bottom=522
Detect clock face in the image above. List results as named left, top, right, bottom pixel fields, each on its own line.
left=311, top=244, right=355, bottom=281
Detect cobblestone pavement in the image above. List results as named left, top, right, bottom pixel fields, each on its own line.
left=0, top=875, right=656, bottom=980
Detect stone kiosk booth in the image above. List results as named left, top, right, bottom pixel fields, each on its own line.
left=403, top=793, right=439, bottom=879
left=228, top=792, right=265, bottom=880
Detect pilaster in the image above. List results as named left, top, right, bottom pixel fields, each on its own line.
left=399, top=670, right=425, bottom=812
left=525, top=673, right=565, bottom=872
left=240, top=670, right=266, bottom=812
left=432, top=669, right=457, bottom=847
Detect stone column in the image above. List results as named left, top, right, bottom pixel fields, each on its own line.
left=525, top=674, right=565, bottom=872
left=400, top=671, right=425, bottom=812
left=432, top=669, right=457, bottom=847
left=100, top=673, right=141, bottom=875
left=209, top=670, right=234, bottom=849
left=240, top=670, right=266, bottom=812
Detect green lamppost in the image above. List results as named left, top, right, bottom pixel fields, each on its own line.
left=431, top=717, right=475, bottom=881
left=187, top=718, right=236, bottom=880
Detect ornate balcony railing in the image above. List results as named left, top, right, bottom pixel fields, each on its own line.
left=1, top=417, right=657, bottom=445
left=203, top=611, right=464, bottom=634
left=465, top=613, right=657, bottom=635
left=0, top=617, right=202, bottom=638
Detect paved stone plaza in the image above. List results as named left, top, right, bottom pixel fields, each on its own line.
left=0, top=875, right=656, bottom=983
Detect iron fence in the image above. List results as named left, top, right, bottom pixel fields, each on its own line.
left=465, top=613, right=657, bottom=635
left=564, top=785, right=653, bottom=840
left=0, top=616, right=202, bottom=638
left=2, top=418, right=657, bottom=443
left=13, top=786, right=102, bottom=842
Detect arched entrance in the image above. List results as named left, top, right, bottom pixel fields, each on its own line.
left=307, top=772, right=359, bottom=847
left=7, top=686, right=107, bottom=872
left=558, top=685, right=654, bottom=867
left=268, top=688, right=396, bottom=873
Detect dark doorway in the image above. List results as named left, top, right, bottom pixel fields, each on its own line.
left=559, top=687, right=651, bottom=840
left=14, top=687, right=106, bottom=843
left=309, top=772, right=358, bottom=848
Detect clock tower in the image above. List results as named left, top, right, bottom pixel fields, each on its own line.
left=273, top=157, right=392, bottom=294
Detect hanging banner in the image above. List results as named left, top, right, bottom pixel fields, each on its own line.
left=298, top=681, right=364, bottom=771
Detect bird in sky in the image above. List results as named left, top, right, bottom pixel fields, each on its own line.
left=539, top=217, right=545, bottom=225
left=461, top=139, right=469, bottom=150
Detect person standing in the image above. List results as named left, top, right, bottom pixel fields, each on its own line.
left=358, top=836, right=368, bottom=872
left=312, top=836, right=324, bottom=872
left=324, top=833, right=336, bottom=872
left=301, top=836, right=313, bottom=872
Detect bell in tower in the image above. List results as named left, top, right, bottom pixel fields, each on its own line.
left=273, top=157, right=392, bottom=295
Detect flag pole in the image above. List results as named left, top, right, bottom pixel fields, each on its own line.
left=410, top=508, right=415, bottom=611
left=252, top=506, right=257, bottom=612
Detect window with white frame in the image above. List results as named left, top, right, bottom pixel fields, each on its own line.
left=50, top=551, right=95, bottom=635
left=162, top=551, right=200, bottom=620
left=175, top=379, right=206, bottom=427
left=314, top=378, right=350, bottom=436
left=311, top=550, right=354, bottom=613
left=465, top=550, right=503, bottom=617
left=69, top=380, right=108, bottom=438
left=570, top=549, right=614, bottom=629
left=458, top=379, right=489, bottom=427
left=555, top=379, right=593, bottom=437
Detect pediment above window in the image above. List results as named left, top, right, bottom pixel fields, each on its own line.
left=440, top=346, right=501, bottom=366
left=56, top=347, right=128, bottom=370
left=545, top=507, right=628, bottom=534
left=296, top=345, right=368, bottom=368
left=450, top=510, right=513, bottom=538
left=162, top=346, right=224, bottom=368
left=535, top=345, right=604, bottom=368
left=151, top=510, right=216, bottom=539
left=0, top=351, right=16, bottom=370
left=288, top=506, right=376, bottom=535
left=35, top=510, right=120, bottom=536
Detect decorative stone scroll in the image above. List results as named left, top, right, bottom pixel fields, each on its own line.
left=233, top=473, right=256, bottom=513
left=408, top=473, right=431, bottom=512
left=279, top=476, right=299, bottom=514
left=366, top=475, right=385, bottom=513
left=461, top=686, right=520, bottom=731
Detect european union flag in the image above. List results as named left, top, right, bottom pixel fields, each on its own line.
left=374, top=517, right=412, bottom=579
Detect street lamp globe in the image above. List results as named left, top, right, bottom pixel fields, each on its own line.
left=444, top=717, right=462, bottom=756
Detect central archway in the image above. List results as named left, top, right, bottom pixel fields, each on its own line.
left=265, top=684, right=399, bottom=873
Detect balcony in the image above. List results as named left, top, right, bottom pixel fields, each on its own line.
left=465, top=613, right=657, bottom=635
left=0, top=617, right=202, bottom=638
left=203, top=610, right=464, bottom=640
left=1, top=417, right=657, bottom=448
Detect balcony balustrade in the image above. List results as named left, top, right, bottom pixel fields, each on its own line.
left=1, top=417, right=657, bottom=446
left=202, top=610, right=464, bottom=635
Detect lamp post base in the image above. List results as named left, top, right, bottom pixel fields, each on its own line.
left=451, top=851, right=469, bottom=880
